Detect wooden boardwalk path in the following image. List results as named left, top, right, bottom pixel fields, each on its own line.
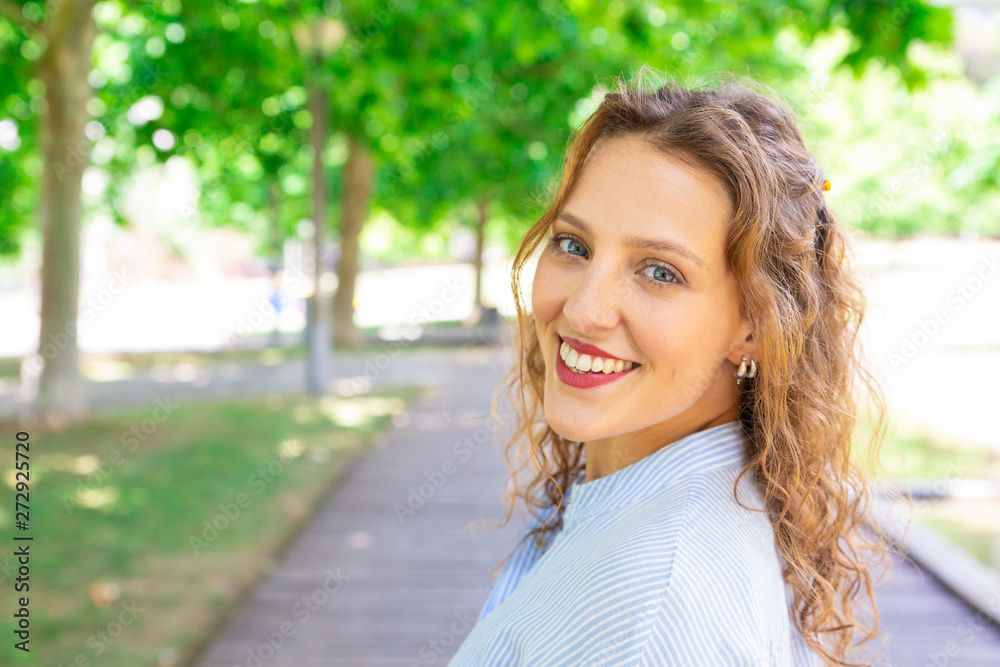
left=191, top=344, right=1000, bottom=666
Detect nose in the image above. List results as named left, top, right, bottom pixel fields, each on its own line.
left=562, top=259, right=623, bottom=334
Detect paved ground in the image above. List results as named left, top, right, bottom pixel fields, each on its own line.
left=0, top=322, right=510, bottom=420
left=189, top=342, right=526, bottom=667
left=4, top=315, right=1000, bottom=664
left=175, top=339, right=1000, bottom=667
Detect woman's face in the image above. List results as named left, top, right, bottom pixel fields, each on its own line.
left=531, top=134, right=753, bottom=447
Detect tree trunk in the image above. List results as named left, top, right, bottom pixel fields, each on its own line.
left=267, top=177, right=283, bottom=347
left=463, top=196, right=489, bottom=327
left=333, top=134, right=373, bottom=349
left=473, top=196, right=488, bottom=319
left=305, top=80, right=330, bottom=396
left=268, top=176, right=284, bottom=266
left=24, top=0, right=97, bottom=430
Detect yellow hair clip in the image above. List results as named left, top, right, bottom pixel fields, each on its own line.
left=822, top=179, right=831, bottom=192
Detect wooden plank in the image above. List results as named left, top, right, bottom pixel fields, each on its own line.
left=192, top=346, right=1000, bottom=667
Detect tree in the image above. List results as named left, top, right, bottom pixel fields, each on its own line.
left=378, top=0, right=956, bottom=321
left=0, top=0, right=957, bottom=421
left=334, top=133, right=372, bottom=347
left=1, top=0, right=97, bottom=429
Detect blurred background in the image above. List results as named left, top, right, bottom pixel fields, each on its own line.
left=1, top=0, right=999, bottom=665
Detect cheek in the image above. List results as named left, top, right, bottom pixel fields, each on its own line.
left=636, top=303, right=733, bottom=390
left=530, top=256, right=566, bottom=322
left=630, top=302, right=711, bottom=365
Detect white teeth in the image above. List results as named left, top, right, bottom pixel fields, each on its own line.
left=559, top=339, right=636, bottom=374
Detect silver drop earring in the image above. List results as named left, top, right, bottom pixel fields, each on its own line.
left=734, top=356, right=757, bottom=385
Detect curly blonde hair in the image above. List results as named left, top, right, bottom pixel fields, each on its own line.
left=477, top=69, right=900, bottom=666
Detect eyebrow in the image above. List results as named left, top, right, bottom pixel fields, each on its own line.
left=554, top=211, right=707, bottom=269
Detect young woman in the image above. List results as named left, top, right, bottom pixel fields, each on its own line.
left=448, top=70, right=895, bottom=666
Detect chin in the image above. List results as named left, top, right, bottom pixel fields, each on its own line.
left=542, top=398, right=599, bottom=443
left=548, top=423, right=590, bottom=444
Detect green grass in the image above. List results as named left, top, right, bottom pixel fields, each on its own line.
left=0, top=387, right=421, bottom=666
left=853, top=413, right=1000, bottom=571
left=0, top=346, right=309, bottom=381
left=0, top=356, right=22, bottom=378
left=854, top=413, right=999, bottom=481
left=922, top=512, right=1000, bottom=571
left=0, top=316, right=515, bottom=381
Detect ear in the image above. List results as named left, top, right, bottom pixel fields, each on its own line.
left=727, top=320, right=756, bottom=366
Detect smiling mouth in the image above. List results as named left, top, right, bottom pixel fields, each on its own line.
left=558, top=338, right=639, bottom=375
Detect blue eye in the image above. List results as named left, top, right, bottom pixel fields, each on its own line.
left=641, top=264, right=679, bottom=286
left=550, top=235, right=586, bottom=257
left=545, top=233, right=683, bottom=289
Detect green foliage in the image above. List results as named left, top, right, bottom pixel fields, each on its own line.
left=0, top=5, right=35, bottom=257
left=792, top=36, right=1000, bottom=237
left=371, top=0, right=964, bottom=241
left=831, top=0, right=954, bottom=89
left=0, top=0, right=983, bottom=263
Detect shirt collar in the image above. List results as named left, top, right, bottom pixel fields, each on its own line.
left=562, top=420, right=748, bottom=524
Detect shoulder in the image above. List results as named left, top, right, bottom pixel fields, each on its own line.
left=575, top=466, right=779, bottom=580
left=636, top=465, right=796, bottom=664
left=455, top=469, right=807, bottom=666
left=637, top=462, right=779, bottom=562
left=658, top=464, right=787, bottom=605
left=683, top=464, right=782, bottom=560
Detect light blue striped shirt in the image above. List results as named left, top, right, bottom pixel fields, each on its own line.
left=448, top=421, right=827, bottom=666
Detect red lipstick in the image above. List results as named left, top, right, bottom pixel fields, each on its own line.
left=555, top=338, right=639, bottom=389
left=560, top=336, right=635, bottom=363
